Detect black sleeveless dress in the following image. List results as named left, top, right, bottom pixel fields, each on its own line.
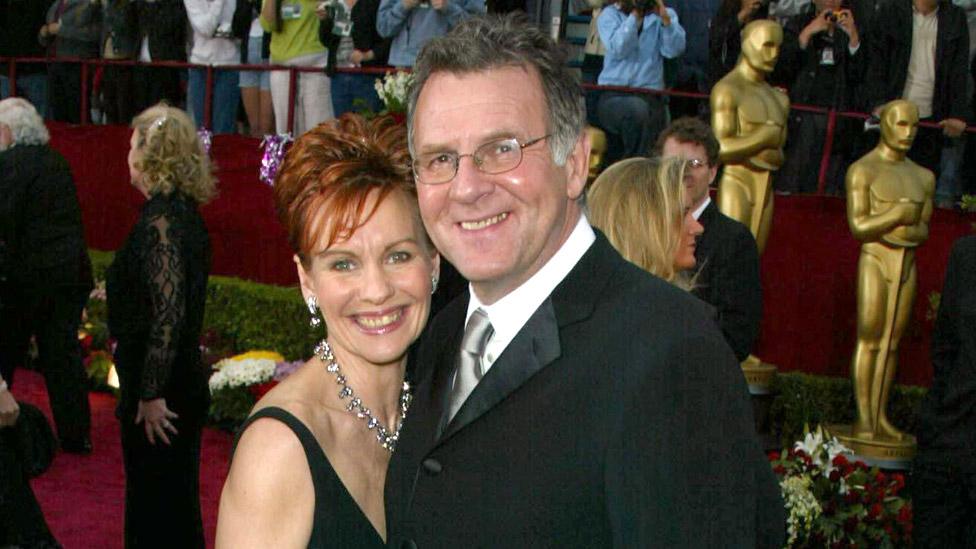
left=235, top=407, right=387, bottom=548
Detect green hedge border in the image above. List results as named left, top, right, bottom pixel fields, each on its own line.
left=90, top=249, right=321, bottom=360
left=89, top=250, right=929, bottom=444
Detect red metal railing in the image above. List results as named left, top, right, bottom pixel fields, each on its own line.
left=3, top=56, right=973, bottom=196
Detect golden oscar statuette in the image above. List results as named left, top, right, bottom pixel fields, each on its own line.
left=710, top=19, right=789, bottom=392
left=586, top=125, right=608, bottom=185
left=828, top=100, right=933, bottom=468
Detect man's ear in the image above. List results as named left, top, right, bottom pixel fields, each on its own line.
left=564, top=130, right=592, bottom=201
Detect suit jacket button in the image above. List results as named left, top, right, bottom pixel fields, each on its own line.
left=422, top=458, right=442, bottom=475
left=401, top=540, right=418, bottom=549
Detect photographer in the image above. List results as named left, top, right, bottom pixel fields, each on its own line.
left=376, top=0, right=485, bottom=67
left=596, top=0, right=685, bottom=159
left=707, top=0, right=768, bottom=87
left=777, top=0, right=864, bottom=193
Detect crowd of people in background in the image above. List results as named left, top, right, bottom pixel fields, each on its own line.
left=1, top=0, right=975, bottom=204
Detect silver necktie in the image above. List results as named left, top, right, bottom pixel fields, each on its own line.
left=447, top=308, right=494, bottom=421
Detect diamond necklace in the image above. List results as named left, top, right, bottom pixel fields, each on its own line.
left=315, top=339, right=411, bottom=453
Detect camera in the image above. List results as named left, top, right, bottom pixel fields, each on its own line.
left=618, top=0, right=655, bottom=11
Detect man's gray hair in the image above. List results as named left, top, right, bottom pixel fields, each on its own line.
left=0, top=97, right=50, bottom=147
left=407, top=13, right=586, bottom=166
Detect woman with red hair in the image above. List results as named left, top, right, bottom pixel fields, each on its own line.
left=216, top=114, right=439, bottom=548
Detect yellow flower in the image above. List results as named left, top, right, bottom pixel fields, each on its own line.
left=229, top=350, right=285, bottom=363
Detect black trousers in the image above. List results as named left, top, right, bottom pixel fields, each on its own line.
left=101, top=65, right=136, bottom=125
left=0, top=427, right=59, bottom=548
left=47, top=62, right=89, bottom=124
left=913, top=449, right=976, bottom=547
left=0, top=286, right=91, bottom=444
left=133, top=65, right=183, bottom=114
left=120, top=410, right=205, bottom=549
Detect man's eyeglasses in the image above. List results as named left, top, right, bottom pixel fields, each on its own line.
left=685, top=158, right=707, bottom=169
left=413, top=135, right=550, bottom=185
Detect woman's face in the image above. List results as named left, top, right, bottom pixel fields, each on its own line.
left=127, top=130, right=146, bottom=195
left=299, top=189, right=439, bottom=369
left=674, top=208, right=704, bottom=272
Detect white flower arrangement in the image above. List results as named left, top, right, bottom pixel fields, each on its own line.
left=208, top=357, right=276, bottom=393
left=374, top=71, right=415, bottom=114
left=780, top=475, right=822, bottom=545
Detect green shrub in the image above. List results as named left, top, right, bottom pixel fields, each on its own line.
left=770, top=372, right=927, bottom=447
left=88, top=249, right=322, bottom=361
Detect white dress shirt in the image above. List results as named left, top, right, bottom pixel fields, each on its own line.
left=903, top=6, right=939, bottom=119
left=692, top=195, right=711, bottom=221
left=464, top=214, right=596, bottom=375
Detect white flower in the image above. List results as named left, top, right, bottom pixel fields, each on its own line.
left=781, top=475, right=822, bottom=545
left=375, top=71, right=416, bottom=113
left=208, top=357, right=276, bottom=393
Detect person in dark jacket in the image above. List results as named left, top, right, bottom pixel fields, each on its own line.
left=0, top=97, right=94, bottom=454
left=107, top=104, right=214, bottom=549
left=777, top=0, right=865, bottom=194
left=914, top=234, right=976, bottom=547
left=39, top=0, right=103, bottom=123
left=865, top=0, right=969, bottom=175
left=133, top=0, right=187, bottom=112
left=99, top=0, right=139, bottom=124
left=654, top=117, right=762, bottom=363
left=707, top=0, right=768, bottom=87
left=0, top=0, right=51, bottom=117
left=317, top=0, right=391, bottom=116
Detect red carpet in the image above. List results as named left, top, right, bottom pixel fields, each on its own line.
left=10, top=369, right=232, bottom=549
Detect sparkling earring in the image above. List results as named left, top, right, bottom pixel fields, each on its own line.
left=307, top=295, right=321, bottom=328
left=431, top=274, right=439, bottom=295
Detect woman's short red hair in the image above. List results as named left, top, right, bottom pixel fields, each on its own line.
left=273, top=114, right=415, bottom=265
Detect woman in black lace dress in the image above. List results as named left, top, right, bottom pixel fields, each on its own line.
left=215, top=114, right=437, bottom=548
left=106, top=104, right=215, bottom=549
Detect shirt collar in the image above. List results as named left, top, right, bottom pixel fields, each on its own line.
left=466, top=213, right=595, bottom=356
left=692, top=195, right=711, bottom=221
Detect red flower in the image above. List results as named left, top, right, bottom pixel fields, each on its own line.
left=390, top=112, right=407, bottom=125
left=897, top=504, right=912, bottom=524
left=773, top=465, right=786, bottom=476
left=868, top=502, right=883, bottom=520
left=247, top=380, right=278, bottom=399
left=768, top=451, right=780, bottom=461
left=80, top=333, right=94, bottom=351
left=875, top=471, right=887, bottom=485
left=844, top=491, right=860, bottom=505
left=829, top=469, right=842, bottom=482
left=832, top=454, right=849, bottom=467
left=891, top=473, right=906, bottom=492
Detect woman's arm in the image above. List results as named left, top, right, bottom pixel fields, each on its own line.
left=216, top=418, right=316, bottom=548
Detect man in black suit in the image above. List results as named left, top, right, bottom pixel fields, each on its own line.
left=914, top=235, right=976, bottom=545
left=654, top=117, right=762, bottom=362
left=385, top=15, right=784, bottom=547
left=0, top=98, right=93, bottom=454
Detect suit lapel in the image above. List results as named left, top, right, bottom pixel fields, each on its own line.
left=432, top=233, right=623, bottom=444
left=439, top=298, right=561, bottom=441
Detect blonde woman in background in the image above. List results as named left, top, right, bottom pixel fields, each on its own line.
left=106, top=104, right=216, bottom=549
left=588, top=156, right=703, bottom=289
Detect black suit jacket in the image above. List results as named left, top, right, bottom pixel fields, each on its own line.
left=692, top=201, right=762, bottom=362
left=0, top=145, right=92, bottom=292
left=865, top=0, right=969, bottom=120
left=917, top=235, right=976, bottom=451
left=386, top=232, right=785, bottom=548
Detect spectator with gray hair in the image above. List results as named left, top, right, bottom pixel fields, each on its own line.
left=386, top=13, right=785, bottom=547
left=0, top=97, right=94, bottom=455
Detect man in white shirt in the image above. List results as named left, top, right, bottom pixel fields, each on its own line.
left=866, top=0, right=969, bottom=206
left=654, top=117, right=762, bottom=363
left=385, top=14, right=785, bottom=548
